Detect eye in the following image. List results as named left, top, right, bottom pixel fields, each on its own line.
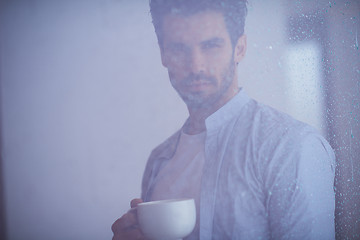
left=201, top=38, right=224, bottom=50
left=166, top=43, right=188, bottom=53
left=202, top=42, right=220, bottom=49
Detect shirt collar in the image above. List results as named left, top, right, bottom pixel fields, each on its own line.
left=205, top=88, right=250, bottom=135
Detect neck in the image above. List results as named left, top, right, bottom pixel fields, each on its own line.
left=183, top=85, right=239, bottom=135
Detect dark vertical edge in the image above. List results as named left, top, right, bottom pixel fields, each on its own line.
left=285, top=8, right=341, bottom=239
left=0, top=0, right=7, bottom=239
left=319, top=13, right=340, bottom=240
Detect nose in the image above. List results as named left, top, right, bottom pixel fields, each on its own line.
left=189, top=48, right=206, bottom=74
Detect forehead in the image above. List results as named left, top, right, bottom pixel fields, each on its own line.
left=162, top=10, right=230, bottom=44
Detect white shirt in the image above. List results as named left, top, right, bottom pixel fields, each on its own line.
left=142, top=89, right=335, bottom=239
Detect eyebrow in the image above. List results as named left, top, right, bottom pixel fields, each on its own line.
left=165, top=42, right=187, bottom=50
left=201, top=37, right=225, bottom=46
left=164, top=37, right=226, bottom=51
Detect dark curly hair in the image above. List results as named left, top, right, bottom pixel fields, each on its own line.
left=149, top=0, right=248, bottom=48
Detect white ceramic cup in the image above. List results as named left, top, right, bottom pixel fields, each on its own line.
left=137, top=198, right=196, bottom=240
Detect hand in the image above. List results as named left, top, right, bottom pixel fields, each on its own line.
left=112, top=198, right=145, bottom=240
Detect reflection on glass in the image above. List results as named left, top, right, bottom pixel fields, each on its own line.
left=285, top=40, right=325, bottom=135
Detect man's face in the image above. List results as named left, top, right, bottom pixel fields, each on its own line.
left=160, top=10, right=244, bottom=109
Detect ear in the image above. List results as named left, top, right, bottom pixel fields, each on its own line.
left=234, top=34, right=247, bottom=64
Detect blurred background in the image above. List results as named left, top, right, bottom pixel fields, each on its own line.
left=0, top=0, right=359, bottom=239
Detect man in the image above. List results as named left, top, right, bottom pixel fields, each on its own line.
left=112, top=0, right=335, bottom=239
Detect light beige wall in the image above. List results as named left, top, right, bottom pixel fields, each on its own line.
left=1, top=1, right=186, bottom=239
left=326, top=1, right=360, bottom=238
left=240, top=0, right=288, bottom=112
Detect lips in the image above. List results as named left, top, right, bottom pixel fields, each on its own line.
left=185, top=75, right=215, bottom=85
left=175, top=74, right=216, bottom=93
left=187, top=79, right=211, bottom=86
left=186, top=80, right=212, bottom=92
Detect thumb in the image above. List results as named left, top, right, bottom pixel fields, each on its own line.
left=130, top=198, right=143, bottom=208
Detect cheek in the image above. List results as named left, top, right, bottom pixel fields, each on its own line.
left=164, top=50, right=187, bottom=67
left=208, top=64, right=220, bottom=75
left=168, top=68, right=188, bottom=82
left=168, top=70, right=184, bottom=87
left=206, top=51, right=234, bottom=73
left=166, top=57, right=190, bottom=79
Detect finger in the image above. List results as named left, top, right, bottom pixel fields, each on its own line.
left=124, top=228, right=145, bottom=239
left=112, top=228, right=144, bottom=240
left=111, top=212, right=137, bottom=233
left=130, top=198, right=143, bottom=208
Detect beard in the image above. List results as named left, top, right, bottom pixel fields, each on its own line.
left=169, top=58, right=236, bottom=109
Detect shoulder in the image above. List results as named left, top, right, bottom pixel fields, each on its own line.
left=249, top=100, right=308, bottom=134
left=238, top=99, right=319, bottom=144
left=242, top=101, right=336, bottom=181
left=232, top=99, right=335, bottom=166
left=256, top=103, right=333, bottom=157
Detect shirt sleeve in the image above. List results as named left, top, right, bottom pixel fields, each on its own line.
left=263, top=130, right=335, bottom=240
